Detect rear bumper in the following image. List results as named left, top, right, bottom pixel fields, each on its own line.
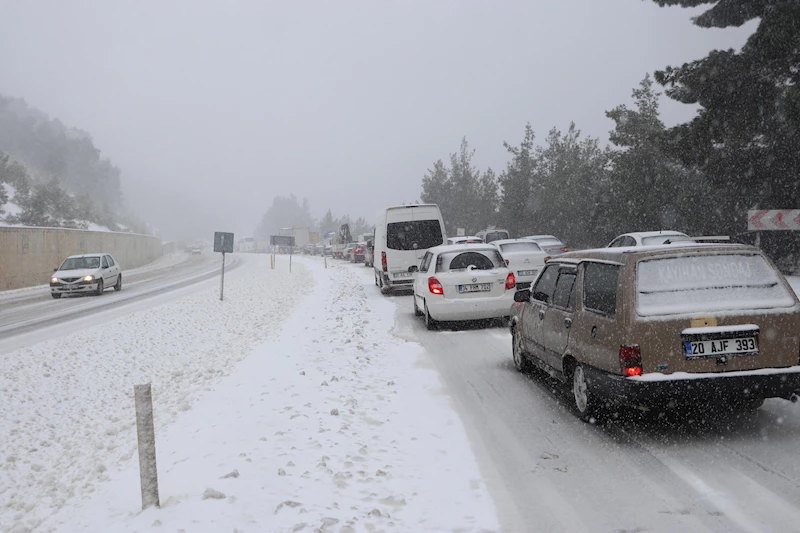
left=427, top=292, right=515, bottom=321
left=585, top=365, right=800, bottom=405
left=382, top=272, right=415, bottom=288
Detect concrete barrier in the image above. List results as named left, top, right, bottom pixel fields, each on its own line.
left=0, top=226, right=163, bottom=291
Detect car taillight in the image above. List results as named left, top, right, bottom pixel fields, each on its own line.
left=619, top=345, right=642, bottom=377
left=381, top=251, right=387, bottom=272
left=544, top=256, right=551, bottom=263
left=505, top=272, right=516, bottom=290
left=355, top=248, right=361, bottom=253
left=561, top=247, right=569, bottom=252
left=428, top=276, right=444, bottom=295
left=505, top=259, right=510, bottom=265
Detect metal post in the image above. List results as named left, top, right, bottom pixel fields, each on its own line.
left=220, top=252, right=226, bottom=301
left=289, top=248, right=293, bottom=273
left=134, top=383, right=160, bottom=510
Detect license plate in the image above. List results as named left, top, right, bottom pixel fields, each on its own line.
left=393, top=272, right=412, bottom=278
left=685, top=337, right=758, bottom=359
left=458, top=283, right=492, bottom=293
left=517, top=270, right=537, bottom=276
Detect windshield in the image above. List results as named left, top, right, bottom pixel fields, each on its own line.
left=59, top=256, right=101, bottom=270
left=533, top=238, right=563, bottom=247
left=436, top=249, right=505, bottom=272
left=500, top=242, right=542, bottom=253
left=387, top=219, right=443, bottom=250
left=483, top=231, right=508, bottom=243
left=636, top=254, right=796, bottom=316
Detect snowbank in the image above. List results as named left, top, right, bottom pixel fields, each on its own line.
left=0, top=256, right=305, bottom=533
left=34, top=257, right=499, bottom=532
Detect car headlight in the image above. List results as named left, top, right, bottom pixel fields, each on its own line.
left=51, top=277, right=58, bottom=284
left=84, top=275, right=94, bottom=282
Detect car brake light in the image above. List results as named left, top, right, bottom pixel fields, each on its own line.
left=505, top=272, right=516, bottom=290
left=544, top=256, right=551, bottom=263
left=428, top=276, right=444, bottom=295
left=505, top=259, right=510, bottom=265
left=562, top=247, right=569, bottom=252
left=619, top=345, right=642, bottom=377
left=381, top=251, right=387, bottom=272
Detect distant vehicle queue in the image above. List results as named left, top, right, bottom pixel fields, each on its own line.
left=323, top=202, right=800, bottom=423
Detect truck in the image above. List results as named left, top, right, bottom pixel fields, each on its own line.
left=279, top=227, right=311, bottom=252
left=331, top=223, right=352, bottom=259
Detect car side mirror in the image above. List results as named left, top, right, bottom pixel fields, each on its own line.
left=514, top=289, right=531, bottom=303
left=53, top=268, right=58, bottom=272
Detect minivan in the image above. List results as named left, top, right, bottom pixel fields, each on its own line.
left=373, top=204, right=447, bottom=294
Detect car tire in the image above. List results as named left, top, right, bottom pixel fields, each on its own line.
left=571, top=363, right=600, bottom=423
left=114, top=274, right=122, bottom=291
left=512, top=327, right=532, bottom=373
left=95, top=279, right=104, bottom=296
left=413, top=295, right=423, bottom=317
left=424, top=302, right=437, bottom=330
left=51, top=293, right=62, bottom=299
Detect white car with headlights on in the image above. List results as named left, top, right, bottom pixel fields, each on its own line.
left=412, top=244, right=517, bottom=330
left=50, top=253, right=122, bottom=299
left=490, top=238, right=549, bottom=290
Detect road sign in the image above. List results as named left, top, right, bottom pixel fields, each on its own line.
left=214, top=232, right=234, bottom=253
left=270, top=235, right=295, bottom=247
left=747, top=210, right=800, bottom=231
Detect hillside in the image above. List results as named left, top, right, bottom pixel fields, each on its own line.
left=0, top=95, right=150, bottom=234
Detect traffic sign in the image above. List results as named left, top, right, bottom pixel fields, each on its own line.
left=747, top=210, right=800, bottom=231
left=214, top=232, right=234, bottom=253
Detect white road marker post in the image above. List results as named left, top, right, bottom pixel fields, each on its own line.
left=134, top=383, right=160, bottom=510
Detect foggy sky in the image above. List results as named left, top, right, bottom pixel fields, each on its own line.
left=0, top=1, right=754, bottom=241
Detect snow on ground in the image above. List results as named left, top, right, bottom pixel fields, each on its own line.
left=34, top=257, right=500, bottom=533
left=0, top=256, right=304, bottom=533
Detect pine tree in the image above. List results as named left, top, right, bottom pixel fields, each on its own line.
left=498, top=124, right=536, bottom=237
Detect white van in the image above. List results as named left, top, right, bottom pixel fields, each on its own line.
left=373, top=204, right=447, bottom=293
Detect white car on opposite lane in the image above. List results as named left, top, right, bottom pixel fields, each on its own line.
left=489, top=238, right=549, bottom=290
left=50, top=253, right=122, bottom=298
left=412, top=244, right=517, bottom=330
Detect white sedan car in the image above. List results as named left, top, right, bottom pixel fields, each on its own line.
left=606, top=230, right=690, bottom=248
left=50, top=253, right=122, bottom=298
left=489, top=238, right=549, bottom=290
left=412, top=244, right=516, bottom=330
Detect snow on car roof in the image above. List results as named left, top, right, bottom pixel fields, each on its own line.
left=620, top=230, right=688, bottom=238
left=428, top=243, right=498, bottom=254
left=66, top=253, right=104, bottom=258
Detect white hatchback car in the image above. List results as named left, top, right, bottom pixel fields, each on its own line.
left=490, top=238, right=549, bottom=290
left=412, top=244, right=516, bottom=330
left=50, top=253, right=122, bottom=298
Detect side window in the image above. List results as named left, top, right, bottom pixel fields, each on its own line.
left=609, top=237, right=623, bottom=248
left=624, top=236, right=637, bottom=247
left=531, top=264, right=560, bottom=304
left=106, top=256, right=115, bottom=267
left=419, top=252, right=432, bottom=273
left=552, top=270, right=577, bottom=310
left=583, top=262, right=620, bottom=317
left=102, top=256, right=109, bottom=268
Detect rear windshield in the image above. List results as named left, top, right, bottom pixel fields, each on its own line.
left=641, top=234, right=687, bottom=246
left=483, top=231, right=508, bottom=243
left=636, top=254, right=796, bottom=317
left=534, top=238, right=563, bottom=247
left=60, top=256, right=101, bottom=270
left=436, top=249, right=505, bottom=272
left=500, top=242, right=542, bottom=253
left=387, top=220, right=443, bottom=250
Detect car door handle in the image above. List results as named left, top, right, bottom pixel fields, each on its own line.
left=538, top=310, right=545, bottom=320
left=564, top=318, right=572, bottom=329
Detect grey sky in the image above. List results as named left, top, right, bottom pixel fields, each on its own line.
left=0, top=1, right=753, bottom=240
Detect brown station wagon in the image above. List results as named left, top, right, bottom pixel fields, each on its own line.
left=509, top=243, right=800, bottom=421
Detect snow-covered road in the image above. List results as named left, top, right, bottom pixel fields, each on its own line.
left=387, top=270, right=800, bottom=533
left=2, top=255, right=499, bottom=533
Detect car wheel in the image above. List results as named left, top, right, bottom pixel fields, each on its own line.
left=95, top=279, right=104, bottom=296
left=114, top=274, right=122, bottom=291
left=572, top=363, right=600, bottom=423
left=51, top=293, right=62, bottom=299
left=413, top=295, right=423, bottom=317
left=424, top=302, right=437, bottom=330
left=512, top=327, right=532, bottom=373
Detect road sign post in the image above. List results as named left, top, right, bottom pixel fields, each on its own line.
left=214, top=232, right=234, bottom=301
left=270, top=235, right=295, bottom=272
